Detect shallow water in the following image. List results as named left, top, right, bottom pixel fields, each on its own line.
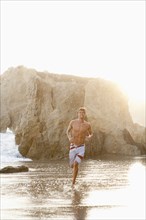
left=1, top=155, right=146, bottom=220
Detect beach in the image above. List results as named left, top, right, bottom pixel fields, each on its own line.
left=1, top=155, right=146, bottom=220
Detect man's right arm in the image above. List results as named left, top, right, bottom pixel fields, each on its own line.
left=66, top=120, right=73, bottom=143
left=66, top=120, right=73, bottom=142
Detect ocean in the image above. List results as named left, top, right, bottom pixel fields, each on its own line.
left=0, top=128, right=32, bottom=165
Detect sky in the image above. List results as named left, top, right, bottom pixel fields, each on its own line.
left=1, top=0, right=145, bottom=126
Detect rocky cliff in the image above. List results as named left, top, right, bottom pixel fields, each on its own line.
left=1, top=66, right=145, bottom=160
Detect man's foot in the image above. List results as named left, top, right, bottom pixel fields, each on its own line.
left=72, top=184, right=75, bottom=189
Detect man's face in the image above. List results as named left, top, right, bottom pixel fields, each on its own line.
left=78, top=110, right=85, bottom=119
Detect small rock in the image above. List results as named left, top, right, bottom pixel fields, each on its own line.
left=0, top=165, right=29, bottom=173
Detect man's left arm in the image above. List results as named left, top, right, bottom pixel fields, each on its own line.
left=88, top=123, right=93, bottom=138
left=85, top=123, right=93, bottom=141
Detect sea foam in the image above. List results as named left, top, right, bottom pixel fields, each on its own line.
left=0, top=128, right=32, bottom=163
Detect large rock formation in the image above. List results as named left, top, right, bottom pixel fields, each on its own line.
left=0, top=66, right=145, bottom=160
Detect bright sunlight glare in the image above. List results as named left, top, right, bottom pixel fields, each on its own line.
left=85, top=162, right=146, bottom=220
left=117, top=78, right=145, bottom=104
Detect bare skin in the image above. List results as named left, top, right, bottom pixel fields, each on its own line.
left=66, top=109, right=93, bottom=186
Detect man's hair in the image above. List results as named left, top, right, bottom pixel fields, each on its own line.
left=78, top=107, right=86, bottom=113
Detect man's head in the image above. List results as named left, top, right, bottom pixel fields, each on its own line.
left=77, top=107, right=86, bottom=119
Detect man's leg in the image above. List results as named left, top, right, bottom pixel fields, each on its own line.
left=72, top=161, right=78, bottom=185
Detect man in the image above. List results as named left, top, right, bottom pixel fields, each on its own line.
left=66, top=107, right=93, bottom=186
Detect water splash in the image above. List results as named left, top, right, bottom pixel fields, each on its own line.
left=0, top=128, right=32, bottom=163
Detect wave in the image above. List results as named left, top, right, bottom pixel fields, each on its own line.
left=0, top=128, right=32, bottom=163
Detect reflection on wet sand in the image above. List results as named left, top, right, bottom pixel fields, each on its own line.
left=71, top=189, right=87, bottom=220
left=1, top=155, right=146, bottom=220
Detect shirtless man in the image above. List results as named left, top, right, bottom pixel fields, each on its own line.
left=66, top=107, right=93, bottom=186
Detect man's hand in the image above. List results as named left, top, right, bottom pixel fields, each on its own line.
left=69, top=137, right=74, bottom=143
left=85, top=134, right=93, bottom=141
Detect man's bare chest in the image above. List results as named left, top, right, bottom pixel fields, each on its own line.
left=73, top=123, right=88, bottom=133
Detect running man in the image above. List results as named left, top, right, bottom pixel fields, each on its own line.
left=66, top=107, right=93, bottom=186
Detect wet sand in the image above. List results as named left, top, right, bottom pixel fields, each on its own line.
left=1, top=155, right=146, bottom=220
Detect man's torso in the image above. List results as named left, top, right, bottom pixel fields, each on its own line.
left=71, top=119, right=89, bottom=145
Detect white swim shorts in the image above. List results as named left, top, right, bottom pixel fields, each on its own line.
left=69, top=143, right=85, bottom=167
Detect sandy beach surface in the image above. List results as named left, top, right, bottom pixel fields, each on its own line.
left=1, top=155, right=146, bottom=220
